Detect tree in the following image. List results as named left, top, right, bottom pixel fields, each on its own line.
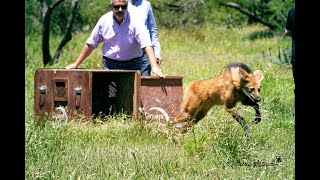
left=150, top=0, right=206, bottom=28
left=221, top=2, right=277, bottom=30
left=40, top=0, right=78, bottom=66
left=220, top=0, right=294, bottom=31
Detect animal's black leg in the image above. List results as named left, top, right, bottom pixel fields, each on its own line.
left=228, top=111, right=251, bottom=138
left=226, top=104, right=251, bottom=138
left=252, top=105, right=261, bottom=124
left=242, top=100, right=262, bottom=124
left=194, top=110, right=207, bottom=124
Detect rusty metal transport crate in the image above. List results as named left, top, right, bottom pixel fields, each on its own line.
left=140, top=76, right=183, bottom=124
left=34, top=68, right=183, bottom=124
left=34, top=68, right=141, bottom=123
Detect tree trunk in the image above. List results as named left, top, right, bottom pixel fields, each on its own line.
left=40, top=1, right=51, bottom=66
left=40, top=0, right=65, bottom=66
left=52, top=0, right=78, bottom=62
left=221, top=2, right=278, bottom=30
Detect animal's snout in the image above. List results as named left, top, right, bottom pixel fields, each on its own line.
left=254, top=96, right=261, bottom=102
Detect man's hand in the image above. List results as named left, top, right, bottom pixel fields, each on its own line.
left=152, top=67, right=165, bottom=78
left=65, top=63, right=78, bottom=70
left=156, top=55, right=162, bottom=66
left=285, top=29, right=292, bottom=37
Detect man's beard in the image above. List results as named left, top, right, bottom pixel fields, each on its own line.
left=115, top=12, right=125, bottom=19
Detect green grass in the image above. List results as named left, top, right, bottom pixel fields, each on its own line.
left=25, top=24, right=294, bottom=179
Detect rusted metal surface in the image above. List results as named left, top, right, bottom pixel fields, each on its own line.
left=34, top=68, right=183, bottom=124
left=34, top=68, right=140, bottom=123
left=140, top=76, right=183, bottom=123
left=34, top=68, right=91, bottom=122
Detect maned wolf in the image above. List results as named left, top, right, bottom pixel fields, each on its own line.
left=170, top=62, right=264, bottom=137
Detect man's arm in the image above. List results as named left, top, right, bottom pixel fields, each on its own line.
left=143, top=46, right=165, bottom=78
left=285, top=8, right=294, bottom=37
left=147, top=4, right=162, bottom=65
left=66, top=43, right=94, bottom=69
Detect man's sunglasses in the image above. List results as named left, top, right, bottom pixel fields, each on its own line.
left=112, top=4, right=127, bottom=10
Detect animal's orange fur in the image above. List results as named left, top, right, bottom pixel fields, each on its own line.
left=170, top=62, right=264, bottom=137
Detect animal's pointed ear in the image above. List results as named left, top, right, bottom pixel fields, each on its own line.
left=253, top=70, right=264, bottom=82
left=229, top=67, right=241, bottom=89
left=239, top=68, right=250, bottom=81
left=230, top=67, right=240, bottom=81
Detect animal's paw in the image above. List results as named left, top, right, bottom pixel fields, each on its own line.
left=173, top=122, right=189, bottom=134
left=253, top=117, right=261, bottom=124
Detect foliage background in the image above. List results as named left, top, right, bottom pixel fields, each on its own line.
left=25, top=0, right=294, bottom=36
left=25, top=0, right=295, bottom=179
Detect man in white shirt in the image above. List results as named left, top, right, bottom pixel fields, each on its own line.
left=66, top=0, right=164, bottom=78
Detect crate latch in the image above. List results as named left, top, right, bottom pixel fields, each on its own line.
left=74, top=86, right=82, bottom=109
left=39, top=85, right=46, bottom=107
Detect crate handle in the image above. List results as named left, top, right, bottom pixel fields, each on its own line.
left=74, top=87, right=82, bottom=109
left=39, top=85, right=46, bottom=107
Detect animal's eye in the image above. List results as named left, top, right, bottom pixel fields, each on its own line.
left=249, top=88, right=254, bottom=93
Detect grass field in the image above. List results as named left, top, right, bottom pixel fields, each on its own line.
left=25, top=24, right=294, bottom=179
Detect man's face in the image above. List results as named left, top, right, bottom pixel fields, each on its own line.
left=111, top=0, right=128, bottom=21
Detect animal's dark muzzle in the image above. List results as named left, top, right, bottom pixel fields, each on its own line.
left=254, top=97, right=261, bottom=102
